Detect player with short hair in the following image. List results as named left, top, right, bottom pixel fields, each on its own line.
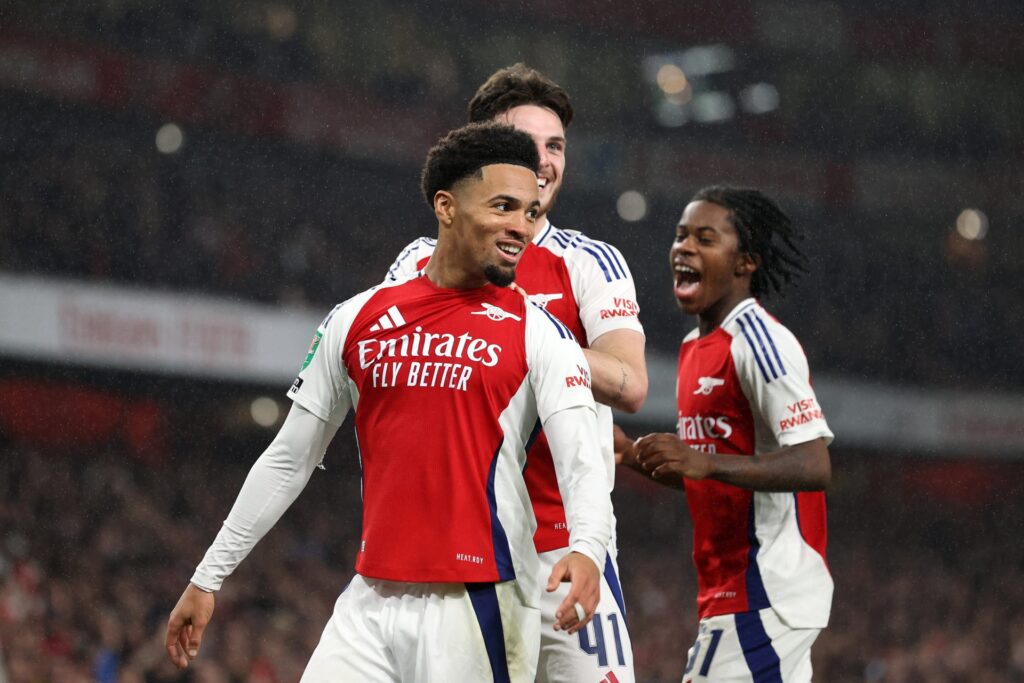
left=164, top=122, right=614, bottom=683
left=618, top=186, right=833, bottom=682
left=387, top=64, right=647, bottom=683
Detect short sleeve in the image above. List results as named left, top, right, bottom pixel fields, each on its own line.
left=732, top=318, right=833, bottom=448
left=524, top=304, right=596, bottom=422
left=569, top=238, right=645, bottom=343
left=287, top=304, right=352, bottom=426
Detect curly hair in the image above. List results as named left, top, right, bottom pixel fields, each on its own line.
left=420, top=122, right=539, bottom=209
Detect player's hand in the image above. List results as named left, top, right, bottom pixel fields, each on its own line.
left=634, top=433, right=712, bottom=481
left=612, top=423, right=637, bottom=467
left=508, top=282, right=530, bottom=300
left=546, top=551, right=601, bottom=634
left=165, top=583, right=215, bottom=669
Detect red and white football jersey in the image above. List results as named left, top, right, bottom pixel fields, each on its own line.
left=288, top=274, right=603, bottom=600
left=387, top=220, right=644, bottom=552
left=676, top=299, right=834, bottom=628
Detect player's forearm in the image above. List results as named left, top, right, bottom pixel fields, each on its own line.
left=707, top=438, right=831, bottom=492
left=545, top=405, right=612, bottom=568
left=191, top=405, right=338, bottom=591
left=582, top=341, right=647, bottom=413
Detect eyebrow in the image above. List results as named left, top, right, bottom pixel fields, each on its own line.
left=491, top=194, right=521, bottom=203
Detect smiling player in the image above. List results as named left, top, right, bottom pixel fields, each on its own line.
left=165, top=123, right=613, bottom=682
left=387, top=64, right=646, bottom=683
left=618, top=186, right=833, bottom=683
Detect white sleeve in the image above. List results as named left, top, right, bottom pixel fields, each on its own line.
left=544, top=406, right=611, bottom=569
left=191, top=404, right=341, bottom=591
left=384, top=237, right=435, bottom=282
left=733, top=321, right=834, bottom=448
left=526, top=304, right=611, bottom=568
left=569, top=238, right=645, bottom=343
left=287, top=303, right=354, bottom=425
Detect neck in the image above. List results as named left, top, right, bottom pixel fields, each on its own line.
left=697, top=290, right=751, bottom=336
left=423, top=241, right=488, bottom=290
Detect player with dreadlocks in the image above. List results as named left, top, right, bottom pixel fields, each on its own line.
left=618, top=186, right=834, bottom=682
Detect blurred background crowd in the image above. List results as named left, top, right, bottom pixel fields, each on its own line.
left=1, top=0, right=1022, bottom=681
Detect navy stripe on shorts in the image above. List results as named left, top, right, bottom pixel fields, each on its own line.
left=466, top=582, right=512, bottom=683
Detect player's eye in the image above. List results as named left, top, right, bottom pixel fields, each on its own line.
left=527, top=208, right=539, bottom=220
left=495, top=202, right=510, bottom=211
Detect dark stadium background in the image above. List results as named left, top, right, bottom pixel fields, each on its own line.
left=1, top=1, right=1022, bottom=681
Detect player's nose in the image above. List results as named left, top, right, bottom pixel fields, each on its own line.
left=508, top=212, right=531, bottom=240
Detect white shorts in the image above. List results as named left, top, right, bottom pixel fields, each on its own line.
left=302, top=574, right=541, bottom=683
left=682, top=608, right=819, bottom=683
left=536, top=547, right=635, bottom=683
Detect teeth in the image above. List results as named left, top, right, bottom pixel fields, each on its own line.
left=537, top=178, right=548, bottom=189
left=499, top=244, right=522, bottom=255
left=674, top=265, right=697, bottom=274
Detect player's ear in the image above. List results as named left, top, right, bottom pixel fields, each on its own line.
left=735, top=251, right=759, bottom=277
left=434, top=190, right=456, bottom=227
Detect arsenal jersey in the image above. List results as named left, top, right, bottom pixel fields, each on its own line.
left=288, top=274, right=606, bottom=601
left=676, top=299, right=834, bottom=628
left=387, top=220, right=644, bottom=552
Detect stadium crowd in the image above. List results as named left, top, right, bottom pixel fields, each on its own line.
left=2, top=429, right=1022, bottom=682
left=2, top=95, right=1021, bottom=390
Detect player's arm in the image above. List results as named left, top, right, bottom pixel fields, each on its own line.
left=571, top=240, right=648, bottom=413
left=583, top=329, right=647, bottom=413
left=165, top=404, right=341, bottom=668
left=167, top=303, right=355, bottom=669
left=633, top=434, right=830, bottom=491
left=543, top=405, right=610, bottom=634
left=526, top=306, right=613, bottom=634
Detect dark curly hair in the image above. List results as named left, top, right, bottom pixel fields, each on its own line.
left=692, top=186, right=809, bottom=298
left=467, top=63, right=573, bottom=129
left=420, top=122, right=539, bottom=208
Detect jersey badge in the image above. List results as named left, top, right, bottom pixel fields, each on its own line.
left=526, top=292, right=563, bottom=309
left=693, top=376, right=725, bottom=395
left=471, top=303, right=522, bottom=322
left=300, top=330, right=323, bottom=371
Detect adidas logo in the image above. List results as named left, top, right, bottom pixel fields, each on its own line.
left=693, top=376, right=725, bottom=395
left=471, top=303, right=521, bottom=322
left=370, top=305, right=407, bottom=332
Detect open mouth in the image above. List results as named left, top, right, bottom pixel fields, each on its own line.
left=673, top=263, right=701, bottom=298
left=537, top=177, right=549, bottom=191
left=497, top=242, right=524, bottom=263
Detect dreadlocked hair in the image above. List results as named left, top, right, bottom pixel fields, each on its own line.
left=692, top=186, right=809, bottom=298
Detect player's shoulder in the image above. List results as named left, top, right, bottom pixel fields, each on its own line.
left=525, top=298, right=577, bottom=342
left=535, top=222, right=630, bottom=282
left=723, top=299, right=807, bottom=381
left=386, top=236, right=436, bottom=281
left=321, top=276, right=416, bottom=331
